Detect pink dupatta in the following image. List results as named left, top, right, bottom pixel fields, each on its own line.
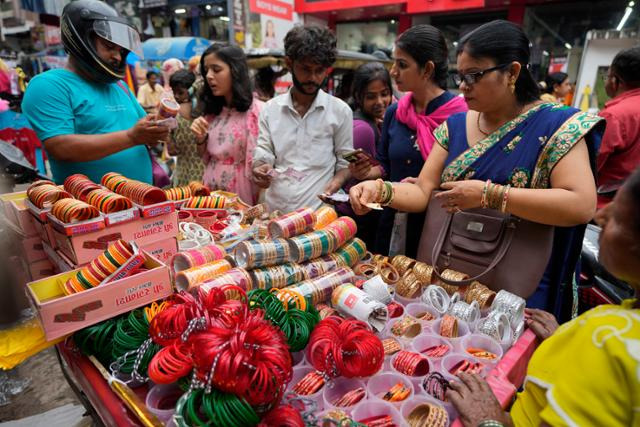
left=395, top=92, right=468, bottom=160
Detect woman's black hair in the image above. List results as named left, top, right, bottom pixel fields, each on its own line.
left=146, top=71, right=157, bottom=79
left=284, top=26, right=337, bottom=68
left=351, top=62, right=392, bottom=111
left=169, top=69, right=196, bottom=92
left=395, top=24, right=449, bottom=90
left=199, top=43, right=253, bottom=115
left=627, top=167, right=640, bottom=236
left=544, top=72, right=569, bottom=94
left=457, top=20, right=540, bottom=104
left=254, top=66, right=277, bottom=99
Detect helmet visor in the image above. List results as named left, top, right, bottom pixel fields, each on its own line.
left=92, top=20, right=143, bottom=58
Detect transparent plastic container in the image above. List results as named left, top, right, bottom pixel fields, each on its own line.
left=292, top=350, right=306, bottom=367
left=145, top=383, right=184, bottom=424
left=387, top=315, right=423, bottom=340
left=440, top=353, right=488, bottom=383
left=351, top=400, right=404, bottom=426
left=287, top=365, right=325, bottom=411
left=367, top=372, right=414, bottom=407
left=389, top=350, right=433, bottom=391
left=400, top=394, right=451, bottom=427
left=460, top=334, right=504, bottom=367
left=410, top=333, right=454, bottom=372
left=322, top=378, right=368, bottom=411
left=431, top=317, right=470, bottom=352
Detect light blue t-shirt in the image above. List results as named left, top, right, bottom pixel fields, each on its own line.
left=22, top=69, right=152, bottom=184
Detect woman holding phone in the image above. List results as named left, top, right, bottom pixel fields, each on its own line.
left=350, top=25, right=467, bottom=257
left=338, top=62, right=393, bottom=248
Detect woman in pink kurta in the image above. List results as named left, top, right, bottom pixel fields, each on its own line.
left=191, top=43, right=262, bottom=205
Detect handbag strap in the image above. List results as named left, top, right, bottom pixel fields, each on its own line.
left=430, top=212, right=516, bottom=286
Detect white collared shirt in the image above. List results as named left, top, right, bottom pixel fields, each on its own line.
left=253, top=89, right=354, bottom=212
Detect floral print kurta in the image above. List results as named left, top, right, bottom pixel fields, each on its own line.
left=202, top=100, right=263, bottom=205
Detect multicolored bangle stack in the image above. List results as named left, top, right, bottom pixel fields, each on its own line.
left=449, top=359, right=484, bottom=376
left=331, top=238, right=367, bottom=267
left=197, top=268, right=253, bottom=294
left=85, top=188, right=133, bottom=213
left=382, top=382, right=411, bottom=402
left=182, top=195, right=226, bottom=209
left=467, top=347, right=498, bottom=360
left=481, top=179, right=512, bottom=213
left=286, top=267, right=355, bottom=305
left=172, top=243, right=226, bottom=272
left=288, top=230, right=338, bottom=263
left=174, top=258, right=234, bottom=291
left=163, top=186, right=192, bottom=201
left=234, top=238, right=291, bottom=269
left=268, top=207, right=317, bottom=238
left=62, top=239, right=134, bottom=295
left=422, top=372, right=451, bottom=401
left=249, top=262, right=308, bottom=290
left=393, top=350, right=430, bottom=376
left=188, top=181, right=210, bottom=197
left=63, top=174, right=102, bottom=200
left=313, top=206, right=338, bottom=230
left=396, top=270, right=421, bottom=298
left=420, top=345, right=450, bottom=358
left=101, top=173, right=166, bottom=205
left=27, top=181, right=72, bottom=209
left=51, top=198, right=100, bottom=223
left=324, top=217, right=357, bottom=244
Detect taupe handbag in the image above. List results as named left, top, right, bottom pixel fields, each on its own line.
left=416, top=192, right=554, bottom=298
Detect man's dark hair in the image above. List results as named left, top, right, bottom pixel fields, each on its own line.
left=284, top=26, right=337, bottom=68
left=611, top=46, right=640, bottom=88
left=198, top=43, right=253, bottom=115
left=169, top=69, right=195, bottom=92
left=146, top=71, right=158, bottom=80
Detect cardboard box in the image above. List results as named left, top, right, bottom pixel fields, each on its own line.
left=139, top=237, right=178, bottom=265
left=1, top=195, right=38, bottom=236
left=134, top=200, right=175, bottom=218
left=26, top=250, right=172, bottom=341
left=22, top=235, right=47, bottom=263
left=43, top=242, right=75, bottom=273
left=31, top=213, right=55, bottom=247
left=52, top=211, right=178, bottom=265
left=28, top=258, right=57, bottom=281
left=47, top=212, right=106, bottom=236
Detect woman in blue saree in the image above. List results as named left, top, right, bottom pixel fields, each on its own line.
left=349, top=20, right=604, bottom=320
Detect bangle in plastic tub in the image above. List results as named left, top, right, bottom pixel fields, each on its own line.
left=461, top=334, right=503, bottom=365
left=145, top=383, right=184, bottom=423
left=323, top=378, right=367, bottom=410
left=366, top=372, right=413, bottom=406
left=400, top=394, right=449, bottom=427
left=405, top=302, right=438, bottom=324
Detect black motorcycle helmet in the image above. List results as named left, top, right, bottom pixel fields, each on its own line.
left=61, top=0, right=143, bottom=84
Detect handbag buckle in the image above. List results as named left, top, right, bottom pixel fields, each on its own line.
left=466, top=221, right=484, bottom=233
left=443, top=252, right=451, bottom=267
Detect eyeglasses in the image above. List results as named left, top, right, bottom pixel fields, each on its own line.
left=452, top=64, right=510, bottom=86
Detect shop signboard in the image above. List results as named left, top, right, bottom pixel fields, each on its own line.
left=248, top=0, right=295, bottom=49
left=406, top=0, right=484, bottom=13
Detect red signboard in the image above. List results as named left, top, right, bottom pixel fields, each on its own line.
left=250, top=0, right=294, bottom=20
left=406, top=0, right=484, bottom=13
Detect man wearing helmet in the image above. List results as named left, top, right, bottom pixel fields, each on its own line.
left=22, top=0, right=168, bottom=184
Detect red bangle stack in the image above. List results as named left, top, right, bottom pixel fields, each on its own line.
left=63, top=174, right=102, bottom=201
left=51, top=198, right=100, bottom=223
left=101, top=172, right=166, bottom=205
left=392, top=350, right=430, bottom=376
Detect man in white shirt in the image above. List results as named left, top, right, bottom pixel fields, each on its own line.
left=252, top=26, right=353, bottom=212
left=137, top=71, right=163, bottom=113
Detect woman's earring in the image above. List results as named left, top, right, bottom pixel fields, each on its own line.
left=509, top=79, right=516, bottom=94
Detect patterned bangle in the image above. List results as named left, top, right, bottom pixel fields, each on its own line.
left=375, top=179, right=385, bottom=203
left=481, top=179, right=491, bottom=208
left=478, top=420, right=506, bottom=427
left=501, top=185, right=511, bottom=213
left=382, top=181, right=394, bottom=206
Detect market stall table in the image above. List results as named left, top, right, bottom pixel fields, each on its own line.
left=55, top=330, right=538, bottom=426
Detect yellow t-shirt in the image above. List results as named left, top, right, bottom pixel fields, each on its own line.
left=511, top=299, right=640, bottom=426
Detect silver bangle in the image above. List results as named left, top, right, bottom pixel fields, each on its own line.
left=450, top=300, right=480, bottom=324
left=422, top=285, right=450, bottom=314
left=490, top=290, right=525, bottom=327
left=478, top=311, right=511, bottom=344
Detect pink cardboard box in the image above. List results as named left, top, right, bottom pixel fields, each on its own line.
left=26, top=250, right=172, bottom=341
left=43, top=242, right=75, bottom=273
left=28, top=258, right=57, bottom=281
left=22, top=235, right=47, bottom=263
left=52, top=211, right=178, bottom=265
left=139, top=238, right=178, bottom=266
left=4, top=198, right=39, bottom=237
left=31, top=212, right=55, bottom=247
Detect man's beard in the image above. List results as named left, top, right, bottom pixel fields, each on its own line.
left=292, top=71, right=323, bottom=96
